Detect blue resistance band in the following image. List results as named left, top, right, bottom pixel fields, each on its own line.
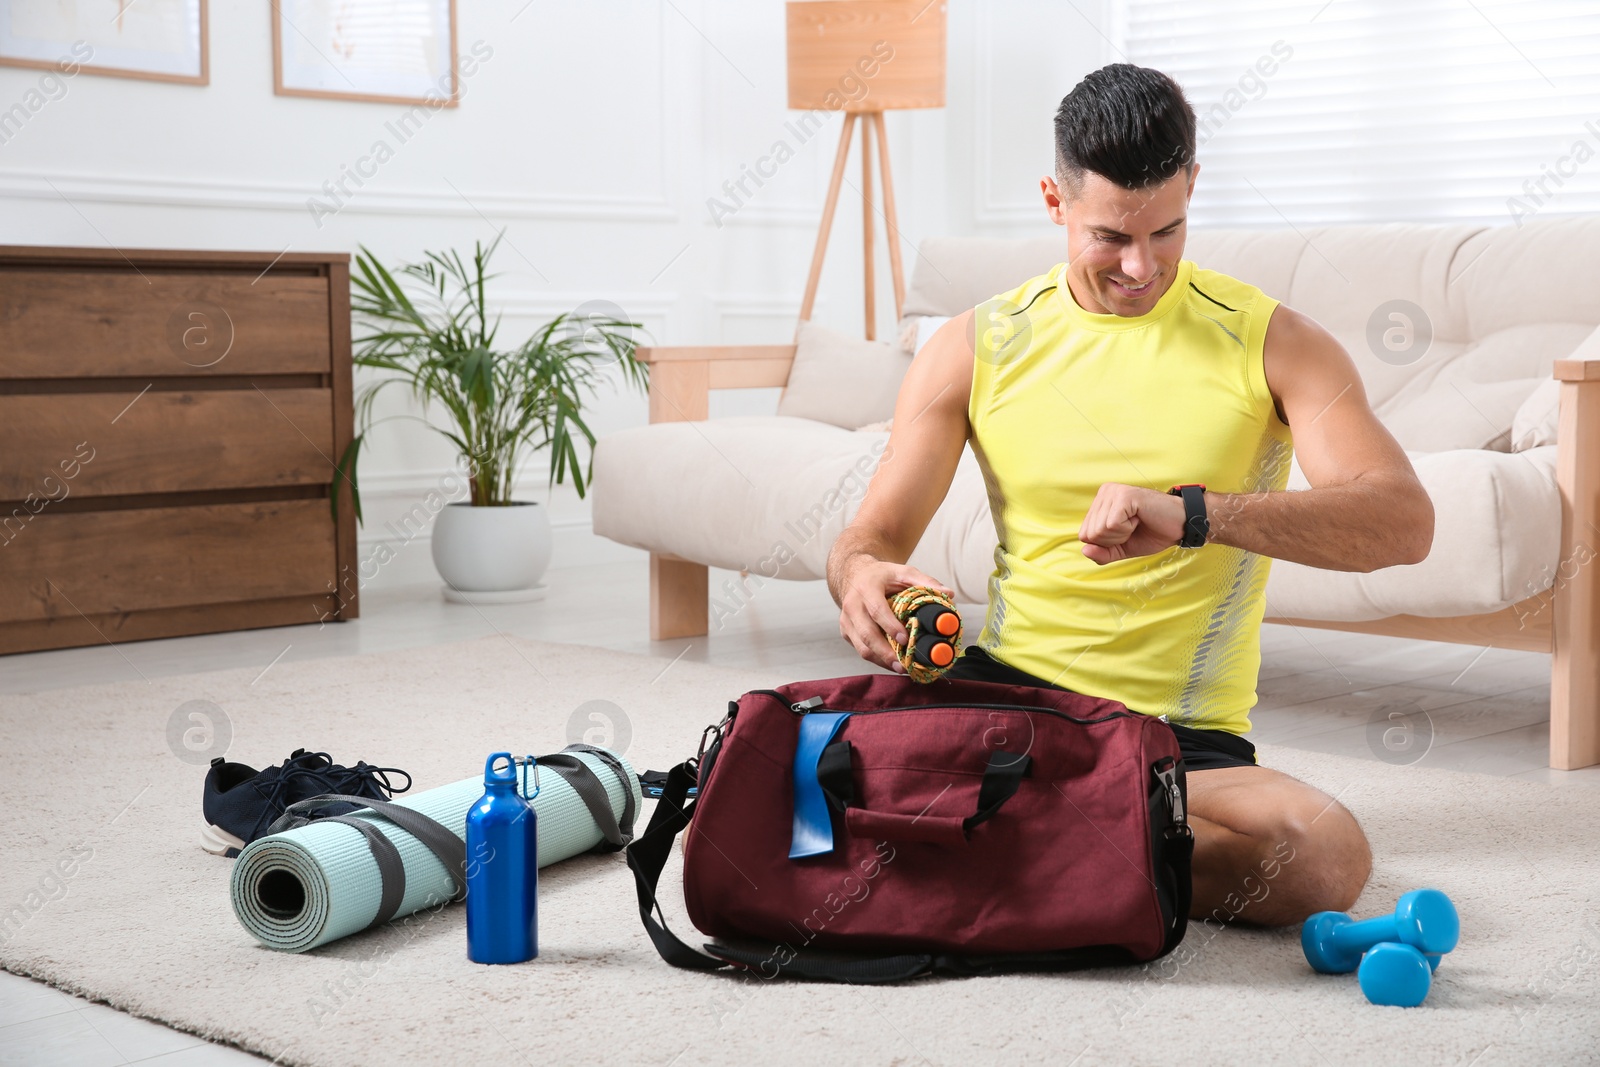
left=789, top=712, right=852, bottom=859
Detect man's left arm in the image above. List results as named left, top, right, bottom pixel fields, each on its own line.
left=1077, top=304, right=1435, bottom=572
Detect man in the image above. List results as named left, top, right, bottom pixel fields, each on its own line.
left=825, top=64, right=1434, bottom=926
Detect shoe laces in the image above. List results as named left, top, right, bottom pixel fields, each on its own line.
left=239, top=751, right=413, bottom=842
left=326, top=760, right=413, bottom=800
left=281, top=752, right=412, bottom=802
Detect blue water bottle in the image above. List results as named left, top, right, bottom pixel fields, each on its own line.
left=465, top=752, right=538, bottom=964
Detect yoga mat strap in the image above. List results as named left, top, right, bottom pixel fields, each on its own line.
left=319, top=815, right=407, bottom=928
left=539, top=744, right=637, bottom=851
left=270, top=793, right=468, bottom=904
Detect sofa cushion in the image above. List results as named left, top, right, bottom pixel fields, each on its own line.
left=1512, top=379, right=1561, bottom=452
left=775, top=320, right=911, bottom=430
left=1258, top=447, right=1562, bottom=621
left=1180, top=228, right=1306, bottom=304
left=1449, top=214, right=1600, bottom=339
left=1373, top=323, right=1595, bottom=452
left=592, top=416, right=1004, bottom=602
left=593, top=417, right=891, bottom=578
left=901, top=235, right=1065, bottom=320
left=1511, top=324, right=1600, bottom=451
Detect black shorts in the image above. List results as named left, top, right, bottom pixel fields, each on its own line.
left=941, top=645, right=1260, bottom=773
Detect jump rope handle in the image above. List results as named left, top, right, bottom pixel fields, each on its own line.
left=888, top=587, right=963, bottom=683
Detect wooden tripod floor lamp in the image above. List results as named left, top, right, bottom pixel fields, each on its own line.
left=787, top=1, right=947, bottom=340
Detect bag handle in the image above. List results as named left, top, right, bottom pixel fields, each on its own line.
left=824, top=745, right=1031, bottom=846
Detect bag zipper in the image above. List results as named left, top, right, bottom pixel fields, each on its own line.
left=1152, top=755, right=1190, bottom=836
left=752, top=689, right=1132, bottom=726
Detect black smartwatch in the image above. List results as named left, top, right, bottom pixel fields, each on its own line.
left=1168, top=483, right=1208, bottom=548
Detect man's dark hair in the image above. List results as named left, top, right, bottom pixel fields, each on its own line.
left=1054, top=63, right=1196, bottom=197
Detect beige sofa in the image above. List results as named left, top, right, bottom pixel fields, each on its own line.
left=593, top=216, right=1600, bottom=770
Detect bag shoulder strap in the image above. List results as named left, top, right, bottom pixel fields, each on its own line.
left=626, top=763, right=729, bottom=971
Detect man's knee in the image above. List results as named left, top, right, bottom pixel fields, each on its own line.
left=1270, top=792, right=1372, bottom=916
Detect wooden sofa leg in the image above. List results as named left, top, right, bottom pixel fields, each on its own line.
left=1549, top=551, right=1600, bottom=769
left=650, top=553, right=708, bottom=641
left=1549, top=647, right=1599, bottom=771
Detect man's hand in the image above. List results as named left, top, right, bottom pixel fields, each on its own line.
left=1079, top=483, right=1187, bottom=564
left=837, top=556, right=955, bottom=674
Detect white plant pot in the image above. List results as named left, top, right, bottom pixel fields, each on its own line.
left=431, top=501, right=552, bottom=595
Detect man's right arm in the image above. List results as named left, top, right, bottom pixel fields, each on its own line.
left=827, top=310, right=976, bottom=673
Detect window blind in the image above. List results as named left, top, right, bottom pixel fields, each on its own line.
left=1118, top=0, right=1600, bottom=227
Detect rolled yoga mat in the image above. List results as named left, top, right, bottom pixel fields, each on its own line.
left=230, top=747, right=641, bottom=952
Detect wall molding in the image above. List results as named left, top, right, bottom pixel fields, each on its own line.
left=708, top=292, right=838, bottom=341
left=487, top=291, right=678, bottom=319
left=0, top=167, right=678, bottom=223
left=710, top=293, right=806, bottom=318
left=972, top=0, right=1039, bottom=226
left=358, top=514, right=594, bottom=549
left=970, top=0, right=1117, bottom=227
left=356, top=519, right=642, bottom=591
left=709, top=201, right=825, bottom=227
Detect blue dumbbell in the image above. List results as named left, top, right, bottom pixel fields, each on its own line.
left=1358, top=942, right=1433, bottom=1007
left=1301, top=888, right=1459, bottom=974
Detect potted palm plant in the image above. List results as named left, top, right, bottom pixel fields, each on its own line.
left=336, top=232, right=647, bottom=598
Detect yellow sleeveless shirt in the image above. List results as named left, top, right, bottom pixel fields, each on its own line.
left=968, top=257, right=1294, bottom=736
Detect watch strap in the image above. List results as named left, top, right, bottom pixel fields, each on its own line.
left=1168, top=484, right=1208, bottom=548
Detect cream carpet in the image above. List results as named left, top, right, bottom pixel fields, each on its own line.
left=1, top=635, right=1597, bottom=1067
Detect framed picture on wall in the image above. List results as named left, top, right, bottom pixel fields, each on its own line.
left=0, top=0, right=208, bottom=85
left=271, top=0, right=458, bottom=107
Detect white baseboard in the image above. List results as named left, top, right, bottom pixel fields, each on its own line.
left=355, top=520, right=644, bottom=595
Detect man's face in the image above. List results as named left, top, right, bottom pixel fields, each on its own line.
left=1041, top=165, right=1197, bottom=316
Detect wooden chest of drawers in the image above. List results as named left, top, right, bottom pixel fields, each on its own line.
left=0, top=246, right=359, bottom=655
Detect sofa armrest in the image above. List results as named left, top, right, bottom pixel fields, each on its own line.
left=637, top=344, right=797, bottom=424
left=1551, top=359, right=1600, bottom=768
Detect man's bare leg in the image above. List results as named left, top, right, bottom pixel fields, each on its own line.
left=1185, top=765, right=1371, bottom=926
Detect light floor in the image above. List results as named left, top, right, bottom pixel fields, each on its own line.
left=2, top=554, right=1595, bottom=1065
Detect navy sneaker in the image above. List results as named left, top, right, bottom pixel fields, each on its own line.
left=201, top=748, right=412, bottom=857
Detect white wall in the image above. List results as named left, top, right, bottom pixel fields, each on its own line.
left=0, top=0, right=1111, bottom=590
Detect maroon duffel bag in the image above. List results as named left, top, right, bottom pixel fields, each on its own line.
left=628, top=671, right=1195, bottom=982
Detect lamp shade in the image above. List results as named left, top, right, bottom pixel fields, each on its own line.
left=786, top=1, right=946, bottom=112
